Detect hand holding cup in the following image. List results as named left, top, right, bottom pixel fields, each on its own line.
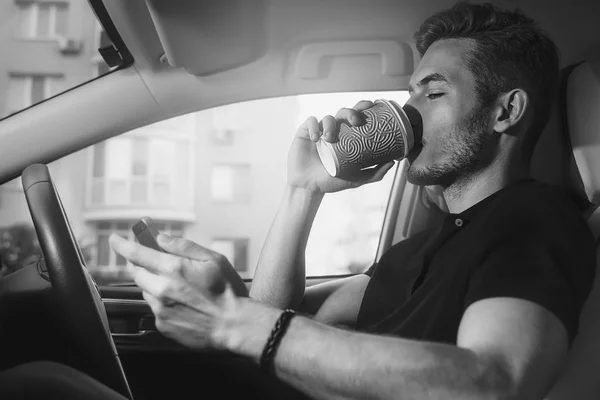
left=287, top=100, right=397, bottom=195
left=316, top=99, right=415, bottom=178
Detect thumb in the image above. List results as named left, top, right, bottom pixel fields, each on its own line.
left=157, top=234, right=214, bottom=261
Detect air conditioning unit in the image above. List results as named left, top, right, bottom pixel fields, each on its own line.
left=58, top=37, right=83, bottom=55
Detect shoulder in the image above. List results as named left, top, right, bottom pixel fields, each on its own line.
left=486, top=180, right=592, bottom=236
left=471, top=180, right=596, bottom=285
left=480, top=180, right=596, bottom=288
left=494, top=180, right=580, bottom=212
left=465, top=182, right=596, bottom=342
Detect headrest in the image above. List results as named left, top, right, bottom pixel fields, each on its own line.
left=567, top=61, right=600, bottom=204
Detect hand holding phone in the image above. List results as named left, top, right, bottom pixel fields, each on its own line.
left=132, top=216, right=163, bottom=252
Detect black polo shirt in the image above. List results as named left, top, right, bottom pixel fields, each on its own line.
left=357, top=179, right=596, bottom=345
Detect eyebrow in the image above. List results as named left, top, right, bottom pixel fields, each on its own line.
left=408, top=73, right=451, bottom=93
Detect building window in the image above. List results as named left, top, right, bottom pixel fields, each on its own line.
left=210, top=164, right=252, bottom=203
left=17, top=1, right=69, bottom=39
left=6, top=74, right=61, bottom=116
left=90, top=136, right=192, bottom=207
left=210, top=129, right=235, bottom=145
left=94, top=220, right=184, bottom=268
left=210, top=238, right=249, bottom=273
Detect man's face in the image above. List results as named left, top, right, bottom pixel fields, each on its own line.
left=405, top=38, right=495, bottom=188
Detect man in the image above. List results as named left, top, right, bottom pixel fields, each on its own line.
left=111, top=2, right=595, bottom=399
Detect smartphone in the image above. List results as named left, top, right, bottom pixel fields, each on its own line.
left=132, top=216, right=163, bottom=252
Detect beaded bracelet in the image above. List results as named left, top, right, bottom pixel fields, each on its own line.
left=259, top=308, right=296, bottom=374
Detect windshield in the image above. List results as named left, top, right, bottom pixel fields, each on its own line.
left=0, top=0, right=118, bottom=120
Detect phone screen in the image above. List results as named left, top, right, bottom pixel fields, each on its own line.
left=132, top=216, right=163, bottom=252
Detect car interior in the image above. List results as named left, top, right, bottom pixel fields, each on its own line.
left=0, top=0, right=599, bottom=399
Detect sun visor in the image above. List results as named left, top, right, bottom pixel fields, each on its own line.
left=144, top=0, right=267, bottom=76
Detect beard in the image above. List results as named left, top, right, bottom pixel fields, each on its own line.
left=406, top=105, right=495, bottom=189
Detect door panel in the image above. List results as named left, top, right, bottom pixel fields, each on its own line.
left=100, top=286, right=310, bottom=400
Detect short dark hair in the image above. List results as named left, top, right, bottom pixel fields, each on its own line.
left=414, top=2, right=560, bottom=160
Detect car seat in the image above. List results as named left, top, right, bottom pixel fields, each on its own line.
left=545, top=60, right=600, bottom=399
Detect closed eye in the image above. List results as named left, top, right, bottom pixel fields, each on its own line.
left=426, top=92, right=445, bottom=100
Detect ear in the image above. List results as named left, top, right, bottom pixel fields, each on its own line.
left=492, top=89, right=529, bottom=134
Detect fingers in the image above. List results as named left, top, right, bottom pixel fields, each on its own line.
left=156, top=234, right=236, bottom=295
left=335, top=107, right=363, bottom=126
left=110, top=234, right=181, bottom=276
left=143, top=289, right=163, bottom=311
left=305, top=116, right=320, bottom=141
left=320, top=115, right=337, bottom=142
left=134, top=266, right=176, bottom=304
left=157, top=234, right=216, bottom=262
left=136, top=266, right=219, bottom=313
left=298, top=100, right=373, bottom=143
left=353, top=100, right=375, bottom=111
left=110, top=234, right=162, bottom=273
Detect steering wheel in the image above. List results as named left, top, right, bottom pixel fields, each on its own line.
left=22, top=164, right=132, bottom=399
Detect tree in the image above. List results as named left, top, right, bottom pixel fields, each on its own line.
left=0, top=224, right=42, bottom=278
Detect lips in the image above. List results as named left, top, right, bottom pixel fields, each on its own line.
left=407, top=139, right=425, bottom=163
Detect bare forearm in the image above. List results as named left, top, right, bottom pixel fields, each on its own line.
left=250, top=185, right=324, bottom=309
left=273, top=320, right=506, bottom=400
left=218, top=300, right=511, bottom=400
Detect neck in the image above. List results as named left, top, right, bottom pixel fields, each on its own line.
left=443, top=157, right=530, bottom=214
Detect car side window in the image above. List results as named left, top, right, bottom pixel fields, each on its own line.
left=0, top=91, right=408, bottom=284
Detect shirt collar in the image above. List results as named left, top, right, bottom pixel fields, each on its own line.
left=445, top=178, right=536, bottom=223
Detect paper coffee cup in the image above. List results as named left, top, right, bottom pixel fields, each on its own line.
left=316, top=99, right=415, bottom=177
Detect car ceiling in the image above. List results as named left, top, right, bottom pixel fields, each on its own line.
left=0, top=0, right=598, bottom=183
